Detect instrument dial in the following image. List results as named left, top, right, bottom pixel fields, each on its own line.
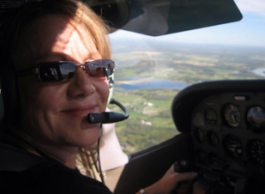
left=223, top=135, right=243, bottom=159
left=223, top=104, right=240, bottom=127
left=247, top=139, right=265, bottom=165
left=207, top=131, right=219, bottom=146
left=194, top=129, right=205, bottom=142
left=247, top=106, right=265, bottom=130
left=205, top=108, right=217, bottom=123
left=195, top=149, right=207, bottom=164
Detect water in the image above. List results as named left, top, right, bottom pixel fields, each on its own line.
left=116, top=79, right=189, bottom=91
left=252, top=68, right=265, bottom=77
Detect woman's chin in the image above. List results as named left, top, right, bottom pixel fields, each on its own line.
left=77, top=124, right=101, bottom=147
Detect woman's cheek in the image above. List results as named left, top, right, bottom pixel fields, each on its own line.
left=103, top=80, right=110, bottom=105
left=34, top=85, right=66, bottom=115
left=95, top=79, right=109, bottom=112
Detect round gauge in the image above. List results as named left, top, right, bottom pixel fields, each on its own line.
left=208, top=152, right=218, bottom=166
left=247, top=139, right=265, bottom=165
left=247, top=106, right=265, bottom=129
left=192, top=112, right=205, bottom=127
left=223, top=104, right=240, bottom=127
left=205, top=108, right=217, bottom=123
left=195, top=149, right=207, bottom=164
left=207, top=131, right=219, bottom=146
left=223, top=135, right=243, bottom=159
left=194, top=129, right=205, bottom=142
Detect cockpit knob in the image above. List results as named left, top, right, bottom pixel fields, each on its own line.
left=174, top=160, right=194, bottom=173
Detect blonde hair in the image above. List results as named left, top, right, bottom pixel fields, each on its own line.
left=1, top=0, right=111, bottom=61
left=71, top=0, right=111, bottom=59
left=76, top=146, right=101, bottom=180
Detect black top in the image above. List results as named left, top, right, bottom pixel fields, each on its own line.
left=0, top=142, right=112, bottom=194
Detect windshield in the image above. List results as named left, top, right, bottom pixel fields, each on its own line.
left=108, top=0, right=265, bottom=154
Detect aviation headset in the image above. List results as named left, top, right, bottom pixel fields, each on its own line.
left=0, top=10, right=20, bottom=124
left=0, top=1, right=128, bottom=124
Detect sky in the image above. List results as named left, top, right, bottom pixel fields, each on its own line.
left=109, top=0, right=265, bottom=48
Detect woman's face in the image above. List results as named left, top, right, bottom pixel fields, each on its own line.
left=16, top=15, right=109, bottom=148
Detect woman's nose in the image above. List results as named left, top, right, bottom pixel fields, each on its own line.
left=67, top=66, right=95, bottom=98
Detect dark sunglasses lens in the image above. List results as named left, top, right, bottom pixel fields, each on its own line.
left=39, top=62, right=75, bottom=82
left=86, top=60, right=114, bottom=77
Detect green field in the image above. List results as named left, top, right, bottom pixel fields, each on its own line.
left=109, top=90, right=179, bottom=154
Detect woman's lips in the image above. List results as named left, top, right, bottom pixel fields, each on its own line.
left=61, top=104, right=97, bottom=117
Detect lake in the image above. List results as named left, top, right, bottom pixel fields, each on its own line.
left=252, top=68, right=265, bottom=77
left=116, top=79, right=189, bottom=91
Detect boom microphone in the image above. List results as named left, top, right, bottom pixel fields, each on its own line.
left=87, top=98, right=129, bottom=123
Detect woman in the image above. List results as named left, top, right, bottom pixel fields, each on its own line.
left=0, top=0, right=196, bottom=193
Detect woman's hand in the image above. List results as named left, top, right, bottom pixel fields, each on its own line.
left=141, top=164, right=197, bottom=194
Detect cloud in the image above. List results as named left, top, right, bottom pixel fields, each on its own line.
left=235, top=0, right=265, bottom=17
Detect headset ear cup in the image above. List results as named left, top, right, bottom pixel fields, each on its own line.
left=0, top=60, right=20, bottom=126
left=0, top=81, right=4, bottom=121
left=107, top=73, right=114, bottom=104
left=0, top=7, right=22, bottom=126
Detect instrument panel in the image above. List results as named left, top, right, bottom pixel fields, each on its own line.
left=192, top=93, right=265, bottom=169
left=171, top=80, right=265, bottom=194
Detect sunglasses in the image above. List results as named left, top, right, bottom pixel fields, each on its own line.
left=16, top=59, right=115, bottom=82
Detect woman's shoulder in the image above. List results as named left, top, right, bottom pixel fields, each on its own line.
left=19, top=162, right=112, bottom=194
left=0, top=142, right=112, bottom=194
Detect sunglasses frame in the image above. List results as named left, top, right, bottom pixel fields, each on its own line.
left=16, top=59, right=115, bottom=82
